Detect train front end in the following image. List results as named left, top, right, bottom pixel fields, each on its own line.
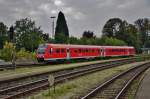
left=36, top=44, right=48, bottom=62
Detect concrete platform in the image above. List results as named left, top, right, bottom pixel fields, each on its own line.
left=136, top=68, right=150, bottom=99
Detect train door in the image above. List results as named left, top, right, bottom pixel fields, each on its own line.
left=67, top=48, right=70, bottom=59
left=127, top=48, right=130, bottom=56
left=100, top=48, right=105, bottom=57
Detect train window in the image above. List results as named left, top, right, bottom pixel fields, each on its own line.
left=56, top=49, right=60, bottom=53
left=86, top=49, right=88, bottom=52
left=79, top=49, right=82, bottom=53
left=81, top=49, right=84, bottom=53
left=81, top=49, right=83, bottom=52
left=74, top=49, right=77, bottom=53
left=89, top=49, right=91, bottom=52
left=89, top=49, right=92, bottom=52
left=92, top=49, right=95, bottom=52
left=110, top=49, right=112, bottom=52
left=61, top=49, right=65, bottom=53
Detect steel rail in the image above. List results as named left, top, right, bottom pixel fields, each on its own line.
left=80, top=62, right=150, bottom=99
left=114, top=65, right=148, bottom=99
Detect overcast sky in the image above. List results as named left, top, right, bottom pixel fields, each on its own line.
left=0, top=0, right=150, bottom=38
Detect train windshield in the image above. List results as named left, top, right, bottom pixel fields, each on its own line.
left=37, top=48, right=45, bottom=54
left=37, top=44, right=48, bottom=54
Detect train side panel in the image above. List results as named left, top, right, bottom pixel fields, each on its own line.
left=104, top=48, right=125, bottom=57
left=70, top=47, right=101, bottom=59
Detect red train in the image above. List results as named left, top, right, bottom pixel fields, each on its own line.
left=36, top=44, right=135, bottom=62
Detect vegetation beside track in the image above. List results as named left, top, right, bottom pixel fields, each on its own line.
left=29, top=61, right=147, bottom=99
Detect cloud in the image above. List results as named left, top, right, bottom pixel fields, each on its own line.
left=0, top=0, right=149, bottom=38
left=54, top=0, right=64, bottom=6
left=73, top=12, right=85, bottom=20
left=51, top=10, right=58, bottom=14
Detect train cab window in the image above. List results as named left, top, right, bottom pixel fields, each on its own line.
left=37, top=48, right=45, bottom=54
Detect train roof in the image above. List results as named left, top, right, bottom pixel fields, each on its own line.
left=40, top=43, right=134, bottom=49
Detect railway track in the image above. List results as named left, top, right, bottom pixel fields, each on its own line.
left=0, top=56, right=148, bottom=70
left=0, top=58, right=140, bottom=99
left=0, top=62, right=45, bottom=70
left=80, top=61, right=150, bottom=99
left=0, top=58, right=127, bottom=70
left=0, top=58, right=138, bottom=90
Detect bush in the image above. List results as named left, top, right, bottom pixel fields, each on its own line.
left=16, top=48, right=37, bottom=62
left=0, top=42, right=15, bottom=61
left=16, top=48, right=30, bottom=58
left=103, top=37, right=127, bottom=46
left=0, top=42, right=37, bottom=62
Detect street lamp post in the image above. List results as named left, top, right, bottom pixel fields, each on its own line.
left=50, top=16, right=56, bottom=39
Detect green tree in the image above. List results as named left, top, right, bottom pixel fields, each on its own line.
left=14, top=18, right=44, bottom=51
left=101, top=37, right=126, bottom=46
left=144, top=40, right=150, bottom=48
left=9, top=26, right=15, bottom=42
left=135, top=18, right=150, bottom=46
left=68, top=36, right=79, bottom=44
left=125, top=24, right=141, bottom=52
left=55, top=11, right=69, bottom=42
left=55, top=33, right=68, bottom=44
left=48, top=38, right=55, bottom=43
left=82, top=30, right=96, bottom=38
left=102, top=18, right=123, bottom=37
left=42, top=33, right=49, bottom=42
left=0, top=22, right=8, bottom=49
left=102, top=18, right=142, bottom=53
